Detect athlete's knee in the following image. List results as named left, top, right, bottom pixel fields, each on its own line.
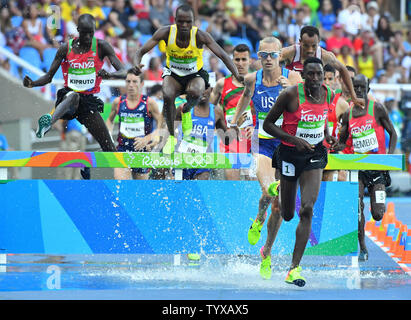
left=371, top=204, right=385, bottom=221
left=185, top=88, right=201, bottom=101
left=299, top=203, right=314, bottom=220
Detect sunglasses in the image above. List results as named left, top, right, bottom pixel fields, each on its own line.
left=258, top=51, right=280, bottom=59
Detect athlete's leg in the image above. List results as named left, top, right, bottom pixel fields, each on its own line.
left=114, top=168, right=132, bottom=180
left=255, top=154, right=276, bottom=223
left=183, top=77, right=205, bottom=113
left=290, top=168, right=322, bottom=270
left=338, top=170, right=348, bottom=181
left=194, top=171, right=210, bottom=180
left=224, top=169, right=241, bottom=180
left=369, top=183, right=386, bottom=221
left=51, top=91, right=80, bottom=124
left=162, top=76, right=183, bottom=137
left=131, top=171, right=150, bottom=180
left=322, top=170, right=337, bottom=181
left=80, top=112, right=116, bottom=151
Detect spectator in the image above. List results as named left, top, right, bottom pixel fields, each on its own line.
left=150, top=0, right=173, bottom=30
left=108, top=0, right=136, bottom=36
left=79, top=0, right=106, bottom=24
left=317, top=0, right=337, bottom=36
left=337, top=0, right=365, bottom=37
left=353, top=28, right=383, bottom=69
left=337, top=44, right=356, bottom=70
left=258, top=13, right=275, bottom=39
left=133, top=0, right=152, bottom=35
left=357, top=42, right=377, bottom=80
left=60, top=0, right=80, bottom=23
left=384, top=60, right=405, bottom=84
left=376, top=15, right=394, bottom=44
left=21, top=3, right=49, bottom=58
left=272, top=0, right=291, bottom=41
left=364, top=1, right=380, bottom=31
left=205, top=11, right=237, bottom=44
left=143, top=56, right=163, bottom=81
left=388, top=30, right=407, bottom=65
left=198, top=0, right=218, bottom=17
left=403, top=30, right=411, bottom=53
left=287, top=8, right=306, bottom=45
left=326, top=23, right=353, bottom=55
left=1, top=6, right=26, bottom=55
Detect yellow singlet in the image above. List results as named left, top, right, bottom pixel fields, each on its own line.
left=165, top=24, right=204, bottom=77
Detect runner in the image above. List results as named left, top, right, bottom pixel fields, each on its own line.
left=336, top=74, right=397, bottom=262
left=264, top=57, right=337, bottom=286
left=106, top=68, right=163, bottom=180
left=280, top=26, right=364, bottom=108
left=210, top=43, right=255, bottom=180
left=175, top=87, right=233, bottom=180
left=322, top=64, right=349, bottom=181
left=133, top=4, right=243, bottom=154
left=23, top=14, right=128, bottom=179
left=229, top=37, right=302, bottom=280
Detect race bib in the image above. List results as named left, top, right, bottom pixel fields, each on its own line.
left=352, top=128, right=379, bottom=153
left=226, top=107, right=253, bottom=128
left=257, top=112, right=282, bottom=139
left=296, top=120, right=325, bottom=145
left=178, top=137, right=207, bottom=154
left=67, top=67, right=96, bottom=92
left=120, top=116, right=145, bottom=138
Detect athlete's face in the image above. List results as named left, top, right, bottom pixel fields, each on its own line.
left=233, top=50, right=250, bottom=76
left=303, top=63, right=324, bottom=90
left=300, top=34, right=319, bottom=59
left=125, top=73, right=142, bottom=96
left=78, top=24, right=95, bottom=47
left=175, top=10, right=194, bottom=36
left=258, top=42, right=280, bottom=71
left=353, top=76, right=368, bottom=99
left=324, top=71, right=335, bottom=87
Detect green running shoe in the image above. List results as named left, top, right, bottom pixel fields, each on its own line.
left=163, top=135, right=177, bottom=154
left=181, top=110, right=193, bottom=136
left=267, top=180, right=280, bottom=197
left=285, top=266, right=306, bottom=287
left=36, top=114, right=52, bottom=138
left=187, top=253, right=200, bottom=261
left=248, top=218, right=263, bottom=245
left=260, top=246, right=271, bottom=280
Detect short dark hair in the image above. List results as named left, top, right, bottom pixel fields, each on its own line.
left=175, top=4, right=195, bottom=17
left=304, top=57, right=323, bottom=68
left=126, top=68, right=144, bottom=81
left=346, top=65, right=357, bottom=74
left=324, top=64, right=336, bottom=74
left=233, top=43, right=251, bottom=54
left=300, top=26, right=320, bottom=39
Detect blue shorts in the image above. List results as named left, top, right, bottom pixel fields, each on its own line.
left=251, top=137, right=281, bottom=158
left=117, top=144, right=150, bottom=174
left=183, top=168, right=210, bottom=180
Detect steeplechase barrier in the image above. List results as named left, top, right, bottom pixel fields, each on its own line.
left=0, top=151, right=405, bottom=257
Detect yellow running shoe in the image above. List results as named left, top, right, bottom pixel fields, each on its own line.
left=163, top=135, right=177, bottom=154
left=267, top=180, right=280, bottom=197
left=285, top=266, right=306, bottom=287
left=248, top=218, right=264, bottom=245
left=260, top=246, right=271, bottom=280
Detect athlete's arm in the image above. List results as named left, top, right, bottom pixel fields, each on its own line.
left=98, top=40, right=127, bottom=79
left=334, top=109, right=350, bottom=151
left=209, top=77, right=224, bottom=107
left=336, top=96, right=350, bottom=120
left=322, top=50, right=364, bottom=108
left=134, top=26, right=169, bottom=72
left=23, top=43, right=67, bottom=88
left=279, top=45, right=295, bottom=66
left=106, top=97, right=120, bottom=134
left=197, top=30, right=242, bottom=83
left=375, top=102, right=397, bottom=154
left=230, top=72, right=256, bottom=126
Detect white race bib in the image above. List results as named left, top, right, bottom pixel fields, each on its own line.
left=120, top=116, right=145, bottom=138
left=67, top=67, right=96, bottom=92
left=296, top=120, right=325, bottom=145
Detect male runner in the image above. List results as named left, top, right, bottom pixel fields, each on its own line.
left=210, top=43, right=255, bottom=180
left=229, top=37, right=302, bottom=280
left=175, top=87, right=232, bottom=180
left=264, top=57, right=337, bottom=286
left=336, top=74, right=397, bottom=261
left=23, top=14, right=126, bottom=151
left=322, top=64, right=349, bottom=181
left=106, top=68, right=163, bottom=180
left=133, top=4, right=243, bottom=153
left=280, top=26, right=364, bottom=108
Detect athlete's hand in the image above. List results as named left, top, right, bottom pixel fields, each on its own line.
left=23, top=76, right=34, bottom=88
left=325, top=135, right=338, bottom=149
left=235, top=74, right=244, bottom=85
left=353, top=97, right=366, bottom=108
left=293, top=137, right=315, bottom=153
left=133, top=136, right=150, bottom=151
left=224, top=128, right=238, bottom=145
left=132, top=64, right=144, bottom=75
left=237, top=113, right=248, bottom=128
left=97, top=69, right=111, bottom=79
left=243, top=126, right=254, bottom=140
left=277, top=75, right=291, bottom=88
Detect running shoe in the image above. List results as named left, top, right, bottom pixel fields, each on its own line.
left=187, top=253, right=200, bottom=261
left=36, top=114, right=52, bottom=138
left=80, top=167, right=91, bottom=180
left=181, top=108, right=193, bottom=136
left=248, top=218, right=264, bottom=245
left=358, top=249, right=369, bottom=262
left=285, top=266, right=306, bottom=287
left=163, top=135, right=177, bottom=154
left=267, top=180, right=280, bottom=197
left=260, top=246, right=271, bottom=280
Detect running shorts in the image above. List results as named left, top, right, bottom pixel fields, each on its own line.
left=359, top=170, right=391, bottom=189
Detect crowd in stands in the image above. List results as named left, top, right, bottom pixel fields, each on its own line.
left=0, top=0, right=411, bottom=156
